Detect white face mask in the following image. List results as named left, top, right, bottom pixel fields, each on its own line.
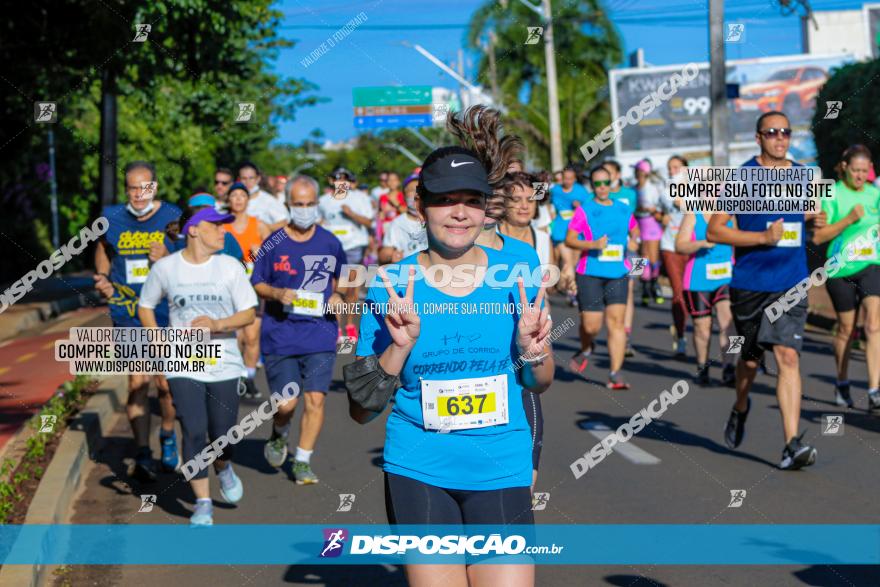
left=289, top=205, right=319, bottom=229
left=406, top=196, right=418, bottom=215
left=127, top=201, right=155, bottom=217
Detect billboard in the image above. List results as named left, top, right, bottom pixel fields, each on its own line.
left=609, top=53, right=854, bottom=163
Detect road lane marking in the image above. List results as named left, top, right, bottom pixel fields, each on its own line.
left=579, top=421, right=661, bottom=465
left=15, top=352, right=37, bottom=363
left=0, top=367, right=9, bottom=376
left=42, top=341, right=56, bottom=350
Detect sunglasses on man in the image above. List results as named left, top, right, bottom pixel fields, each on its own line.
left=215, top=179, right=232, bottom=186
left=758, top=128, right=792, bottom=139
left=592, top=180, right=612, bottom=187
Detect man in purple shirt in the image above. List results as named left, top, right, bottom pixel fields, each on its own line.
left=252, top=175, right=348, bottom=485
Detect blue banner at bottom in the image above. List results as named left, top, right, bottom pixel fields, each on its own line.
left=1, top=525, right=879, bottom=565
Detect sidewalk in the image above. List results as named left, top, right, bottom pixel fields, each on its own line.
left=0, top=308, right=108, bottom=456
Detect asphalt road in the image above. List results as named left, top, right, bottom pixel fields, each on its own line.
left=57, top=296, right=880, bottom=587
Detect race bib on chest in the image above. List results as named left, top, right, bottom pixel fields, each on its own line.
left=706, top=261, right=732, bottom=280
left=598, top=244, right=623, bottom=262
left=846, top=243, right=878, bottom=262
left=768, top=221, right=802, bottom=247
left=327, top=224, right=349, bottom=238
left=559, top=210, right=575, bottom=221
left=421, top=375, right=508, bottom=432
left=285, top=290, right=323, bottom=317
left=125, top=258, right=150, bottom=284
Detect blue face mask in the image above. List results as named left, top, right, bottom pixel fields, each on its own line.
left=289, top=205, right=318, bottom=229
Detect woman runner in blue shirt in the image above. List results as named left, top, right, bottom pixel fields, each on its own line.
left=349, top=120, right=554, bottom=585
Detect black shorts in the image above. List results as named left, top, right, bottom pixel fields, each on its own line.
left=575, top=273, right=629, bottom=312
left=729, top=288, right=807, bottom=361
left=684, top=285, right=730, bottom=317
left=384, top=472, right=534, bottom=525
left=522, top=389, right=543, bottom=471
left=825, top=265, right=880, bottom=313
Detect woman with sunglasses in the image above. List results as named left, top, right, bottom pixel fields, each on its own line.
left=566, top=165, right=640, bottom=389
left=812, top=144, right=880, bottom=411
left=139, top=205, right=258, bottom=525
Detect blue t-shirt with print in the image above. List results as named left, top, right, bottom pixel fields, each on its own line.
left=251, top=226, right=347, bottom=356
left=355, top=246, right=533, bottom=491
left=730, top=156, right=808, bottom=292
left=550, top=183, right=589, bottom=243
left=102, top=202, right=181, bottom=327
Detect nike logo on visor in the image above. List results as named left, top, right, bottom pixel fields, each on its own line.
left=450, top=160, right=474, bottom=168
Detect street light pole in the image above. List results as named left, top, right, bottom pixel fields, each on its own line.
left=709, top=0, right=729, bottom=166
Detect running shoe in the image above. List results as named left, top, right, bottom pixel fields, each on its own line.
left=868, top=389, right=880, bottom=411
left=264, top=434, right=289, bottom=468
left=159, top=430, right=179, bottom=473
left=606, top=372, right=630, bottom=390
left=190, top=499, right=213, bottom=526
left=624, top=343, right=635, bottom=358
left=723, top=398, right=750, bottom=449
left=834, top=383, right=853, bottom=408
left=674, top=338, right=687, bottom=358
left=345, top=323, right=358, bottom=342
left=641, top=294, right=651, bottom=307
left=569, top=352, right=589, bottom=373
left=242, top=377, right=262, bottom=399
left=721, top=364, right=736, bottom=387
left=218, top=465, right=243, bottom=503
left=132, top=447, right=157, bottom=483
left=293, top=461, right=319, bottom=485
left=695, top=364, right=710, bottom=386
left=779, top=433, right=817, bottom=470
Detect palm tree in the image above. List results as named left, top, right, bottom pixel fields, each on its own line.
left=467, top=0, right=622, bottom=169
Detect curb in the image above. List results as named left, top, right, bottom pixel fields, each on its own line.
left=0, top=374, right=127, bottom=587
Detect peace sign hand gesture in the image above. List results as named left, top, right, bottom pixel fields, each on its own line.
left=516, top=274, right=552, bottom=358
left=380, top=266, right=421, bottom=350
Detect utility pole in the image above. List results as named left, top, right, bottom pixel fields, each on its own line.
left=47, top=129, right=59, bottom=249
left=520, top=0, right=563, bottom=170
left=709, top=0, right=729, bottom=166
left=98, top=69, right=118, bottom=209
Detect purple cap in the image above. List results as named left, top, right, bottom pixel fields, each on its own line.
left=403, top=172, right=419, bottom=188
left=182, top=207, right=234, bottom=237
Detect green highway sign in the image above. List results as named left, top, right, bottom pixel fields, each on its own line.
left=352, top=86, right=432, bottom=107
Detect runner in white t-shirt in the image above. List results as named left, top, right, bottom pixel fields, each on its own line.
left=139, top=205, right=259, bottom=527
left=319, top=167, right=376, bottom=340
left=379, top=172, right=426, bottom=263
left=239, top=161, right=288, bottom=230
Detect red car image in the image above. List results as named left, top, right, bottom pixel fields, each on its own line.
left=734, top=66, right=828, bottom=116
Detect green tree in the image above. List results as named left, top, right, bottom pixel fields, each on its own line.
left=811, top=59, right=880, bottom=179
left=0, top=0, right=319, bottom=281
left=467, top=0, right=623, bottom=169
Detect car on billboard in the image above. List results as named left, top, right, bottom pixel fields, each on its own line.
left=734, top=66, right=828, bottom=117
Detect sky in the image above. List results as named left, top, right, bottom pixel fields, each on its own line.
left=275, top=0, right=871, bottom=144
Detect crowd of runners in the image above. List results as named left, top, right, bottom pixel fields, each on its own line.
left=89, top=105, right=880, bottom=583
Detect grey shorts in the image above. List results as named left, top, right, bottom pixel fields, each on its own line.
left=345, top=246, right=367, bottom=265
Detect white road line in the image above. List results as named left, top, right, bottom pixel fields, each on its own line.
left=579, top=421, right=661, bottom=465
